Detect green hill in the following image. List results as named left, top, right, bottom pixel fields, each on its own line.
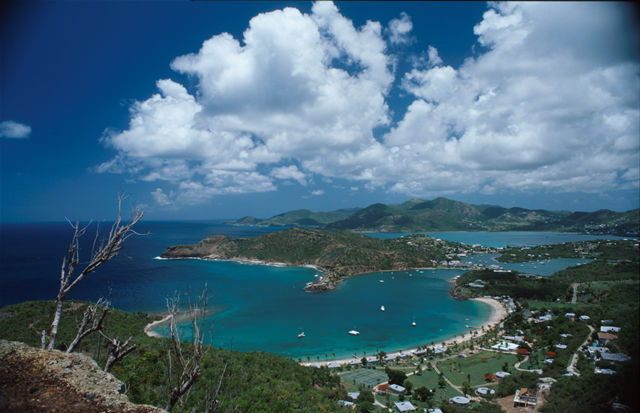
left=161, top=227, right=454, bottom=291
left=227, top=198, right=639, bottom=235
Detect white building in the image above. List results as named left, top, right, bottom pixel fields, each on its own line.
left=394, top=401, right=417, bottom=412
left=389, top=384, right=406, bottom=393
left=601, top=326, right=621, bottom=333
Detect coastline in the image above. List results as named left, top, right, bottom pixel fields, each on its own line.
left=300, top=296, right=508, bottom=367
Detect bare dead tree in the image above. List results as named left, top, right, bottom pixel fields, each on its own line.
left=165, top=287, right=211, bottom=413
left=101, top=333, right=138, bottom=373
left=66, top=298, right=110, bottom=354
left=46, top=190, right=144, bottom=351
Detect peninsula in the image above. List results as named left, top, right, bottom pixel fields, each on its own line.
left=161, top=228, right=489, bottom=291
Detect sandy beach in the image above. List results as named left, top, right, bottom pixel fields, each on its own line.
left=299, top=296, right=508, bottom=367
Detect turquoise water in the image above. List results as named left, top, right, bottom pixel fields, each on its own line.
left=362, top=231, right=627, bottom=247
left=150, top=266, right=484, bottom=360
left=463, top=254, right=593, bottom=276
left=1, top=222, right=619, bottom=361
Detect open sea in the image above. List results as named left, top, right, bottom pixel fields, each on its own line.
left=0, top=221, right=626, bottom=360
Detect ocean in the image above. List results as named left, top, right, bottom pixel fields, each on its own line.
left=0, top=221, right=625, bottom=360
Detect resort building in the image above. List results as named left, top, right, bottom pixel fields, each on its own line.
left=450, top=396, right=470, bottom=407
left=491, top=341, right=519, bottom=351
left=347, top=392, right=360, bottom=400
left=565, top=313, right=576, bottom=319
left=597, top=332, right=618, bottom=345
left=389, top=384, right=406, bottom=394
left=337, top=400, right=355, bottom=409
left=514, top=388, right=539, bottom=407
left=587, top=346, right=611, bottom=358
left=476, top=387, right=496, bottom=397
left=538, top=314, right=553, bottom=322
left=494, top=371, right=511, bottom=379
left=394, top=401, right=417, bottom=412
left=555, top=344, right=568, bottom=349
left=601, top=353, right=631, bottom=363
left=579, top=315, right=590, bottom=321
left=601, top=326, right=621, bottom=333
left=326, top=362, right=341, bottom=369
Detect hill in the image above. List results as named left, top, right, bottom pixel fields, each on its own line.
left=161, top=227, right=455, bottom=291
left=0, top=300, right=346, bottom=412
left=225, top=208, right=360, bottom=227
left=224, top=197, right=639, bottom=235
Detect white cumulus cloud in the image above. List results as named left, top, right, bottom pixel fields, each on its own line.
left=97, top=1, right=639, bottom=207
left=0, top=120, right=32, bottom=139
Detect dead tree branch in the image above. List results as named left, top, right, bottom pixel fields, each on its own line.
left=47, top=189, right=144, bottom=350
left=66, top=298, right=109, bottom=354
left=101, top=333, right=138, bottom=373
left=165, top=286, right=211, bottom=412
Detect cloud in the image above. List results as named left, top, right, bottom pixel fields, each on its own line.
left=270, top=165, right=308, bottom=186
left=387, top=2, right=639, bottom=194
left=0, top=120, right=31, bottom=139
left=151, top=188, right=173, bottom=206
left=311, top=189, right=325, bottom=196
left=98, top=2, right=639, bottom=207
left=387, top=12, right=414, bottom=45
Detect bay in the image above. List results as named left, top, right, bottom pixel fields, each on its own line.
left=0, top=221, right=621, bottom=360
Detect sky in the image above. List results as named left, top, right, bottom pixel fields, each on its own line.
left=1, top=1, right=639, bottom=222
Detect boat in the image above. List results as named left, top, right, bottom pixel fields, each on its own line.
left=298, top=328, right=305, bottom=338
left=381, top=306, right=385, bottom=312
left=380, top=280, right=384, bottom=283
left=349, top=330, right=360, bottom=335
left=412, top=316, right=416, bottom=327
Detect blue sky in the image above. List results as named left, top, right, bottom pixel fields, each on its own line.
left=2, top=1, right=639, bottom=222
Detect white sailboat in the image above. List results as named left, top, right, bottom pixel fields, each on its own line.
left=381, top=305, right=385, bottom=312
left=298, top=328, right=305, bottom=338
left=412, top=315, right=416, bottom=327
left=349, top=329, right=360, bottom=335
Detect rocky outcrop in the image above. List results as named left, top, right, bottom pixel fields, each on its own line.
left=0, top=340, right=165, bottom=413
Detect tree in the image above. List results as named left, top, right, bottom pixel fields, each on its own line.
left=165, top=287, right=211, bottom=412
left=414, top=386, right=432, bottom=402
left=438, top=378, right=446, bottom=389
left=46, top=190, right=144, bottom=351
left=387, top=369, right=407, bottom=386
left=403, top=379, right=413, bottom=395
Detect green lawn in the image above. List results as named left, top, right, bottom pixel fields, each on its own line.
left=437, top=351, right=518, bottom=387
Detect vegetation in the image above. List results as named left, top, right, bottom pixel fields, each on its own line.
left=0, top=300, right=346, bottom=412
left=229, top=197, right=639, bottom=236
left=162, top=228, right=456, bottom=290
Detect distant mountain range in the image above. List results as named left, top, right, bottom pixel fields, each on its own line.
left=226, top=197, right=639, bottom=236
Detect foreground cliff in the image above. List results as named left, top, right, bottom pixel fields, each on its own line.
left=0, top=340, right=165, bottom=413
left=161, top=228, right=451, bottom=291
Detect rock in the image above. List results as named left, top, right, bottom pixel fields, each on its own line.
left=0, top=340, right=166, bottom=412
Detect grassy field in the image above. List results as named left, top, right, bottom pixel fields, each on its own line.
left=437, top=351, right=518, bottom=387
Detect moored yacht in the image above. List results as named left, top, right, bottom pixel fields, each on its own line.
left=349, top=330, right=360, bottom=335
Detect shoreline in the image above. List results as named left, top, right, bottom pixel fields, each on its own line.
left=298, top=296, right=507, bottom=367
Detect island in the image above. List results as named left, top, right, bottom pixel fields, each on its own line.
left=161, top=228, right=494, bottom=292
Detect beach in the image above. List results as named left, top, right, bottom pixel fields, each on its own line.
left=298, top=296, right=508, bottom=367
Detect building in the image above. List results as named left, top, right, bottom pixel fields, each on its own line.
left=494, top=371, right=511, bottom=379
left=450, top=396, right=470, bottom=407
left=337, top=400, right=355, bottom=409
left=389, top=384, right=406, bottom=394
left=327, top=361, right=342, bottom=369
left=565, top=313, right=576, bottom=319
left=597, top=332, right=618, bottom=345
left=476, top=387, right=496, bottom=397
left=579, top=315, right=590, bottom=321
left=347, top=392, right=360, bottom=400
left=514, top=388, right=538, bottom=407
left=491, top=341, right=519, bottom=351
left=587, top=346, right=611, bottom=358
left=394, top=401, right=417, bottom=412
left=601, top=353, right=631, bottom=363
left=601, top=326, right=621, bottom=333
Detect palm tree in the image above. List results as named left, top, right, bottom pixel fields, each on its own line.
left=325, top=353, right=328, bottom=359
left=307, top=355, right=311, bottom=362
left=332, top=353, right=336, bottom=358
